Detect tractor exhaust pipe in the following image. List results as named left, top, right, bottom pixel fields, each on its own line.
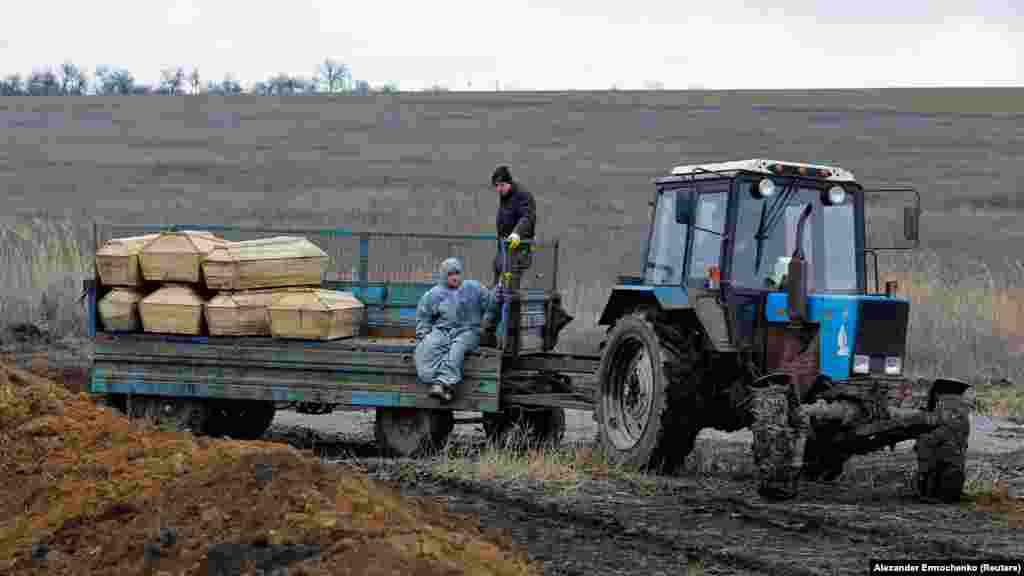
left=787, top=203, right=813, bottom=322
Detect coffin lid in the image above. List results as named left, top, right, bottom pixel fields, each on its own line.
left=101, top=287, right=146, bottom=303
left=140, top=284, right=205, bottom=305
left=96, top=234, right=161, bottom=257
left=204, top=236, right=328, bottom=262
left=207, top=288, right=301, bottom=309
left=140, top=230, right=226, bottom=255
left=267, top=288, right=364, bottom=312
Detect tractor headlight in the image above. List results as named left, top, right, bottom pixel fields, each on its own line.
left=758, top=178, right=777, bottom=199
left=827, top=185, right=846, bottom=205
left=884, top=356, right=902, bottom=375
left=853, top=354, right=870, bottom=374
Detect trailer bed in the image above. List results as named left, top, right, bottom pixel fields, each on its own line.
left=92, top=331, right=503, bottom=412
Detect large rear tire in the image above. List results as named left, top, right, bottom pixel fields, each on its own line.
left=916, top=393, right=970, bottom=503
left=375, top=408, right=454, bottom=458
left=595, top=310, right=703, bottom=473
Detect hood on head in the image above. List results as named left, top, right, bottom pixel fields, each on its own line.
left=438, top=257, right=463, bottom=284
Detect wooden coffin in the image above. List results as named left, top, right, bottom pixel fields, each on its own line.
left=95, top=234, right=160, bottom=287
left=267, top=289, right=365, bottom=340
left=139, top=284, right=205, bottom=335
left=98, top=287, right=146, bottom=332
left=139, top=230, right=226, bottom=283
left=201, top=236, right=328, bottom=291
left=203, top=289, right=292, bottom=336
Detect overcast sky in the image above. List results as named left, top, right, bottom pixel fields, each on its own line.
left=1, top=0, right=1020, bottom=91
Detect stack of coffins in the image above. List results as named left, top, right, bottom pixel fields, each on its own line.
left=93, top=231, right=364, bottom=340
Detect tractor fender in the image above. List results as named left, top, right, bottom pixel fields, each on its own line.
left=597, top=286, right=661, bottom=326
left=927, top=378, right=971, bottom=411
left=597, top=285, right=739, bottom=352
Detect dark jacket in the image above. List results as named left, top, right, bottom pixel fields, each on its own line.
left=496, top=181, right=536, bottom=239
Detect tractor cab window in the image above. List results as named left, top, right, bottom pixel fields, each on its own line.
left=688, top=191, right=728, bottom=283
left=643, top=187, right=688, bottom=285
left=732, top=179, right=858, bottom=292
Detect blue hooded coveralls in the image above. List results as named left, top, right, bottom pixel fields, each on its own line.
left=414, top=257, right=497, bottom=388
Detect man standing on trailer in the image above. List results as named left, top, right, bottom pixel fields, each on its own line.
left=485, top=165, right=536, bottom=344
left=415, top=257, right=496, bottom=402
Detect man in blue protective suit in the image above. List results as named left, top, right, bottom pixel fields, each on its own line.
left=415, top=257, right=497, bottom=402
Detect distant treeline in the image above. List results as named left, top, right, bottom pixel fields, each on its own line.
left=0, top=58, right=404, bottom=96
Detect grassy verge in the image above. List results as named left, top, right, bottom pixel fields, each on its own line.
left=974, top=381, right=1024, bottom=420
left=962, top=464, right=1024, bottom=528
left=430, top=427, right=660, bottom=497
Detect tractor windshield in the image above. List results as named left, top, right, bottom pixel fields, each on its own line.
left=732, top=180, right=858, bottom=292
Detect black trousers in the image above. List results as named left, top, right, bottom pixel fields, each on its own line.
left=488, top=245, right=533, bottom=333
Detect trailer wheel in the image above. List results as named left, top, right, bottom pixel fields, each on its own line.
left=131, top=396, right=209, bottom=434
left=595, top=310, right=702, bottom=473
left=207, top=400, right=277, bottom=440
left=916, top=393, right=970, bottom=503
left=375, top=408, right=454, bottom=458
left=483, top=406, right=566, bottom=447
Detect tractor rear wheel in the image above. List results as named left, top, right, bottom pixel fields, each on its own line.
left=916, top=393, right=970, bottom=503
left=375, top=408, right=454, bottom=458
left=595, top=310, right=703, bottom=473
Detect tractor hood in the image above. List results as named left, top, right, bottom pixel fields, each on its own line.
left=765, top=293, right=910, bottom=381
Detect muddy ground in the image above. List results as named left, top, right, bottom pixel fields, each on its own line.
left=272, top=409, right=1024, bottom=576
left=5, top=338, right=1024, bottom=575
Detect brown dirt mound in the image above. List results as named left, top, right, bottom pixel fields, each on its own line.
left=0, top=362, right=539, bottom=576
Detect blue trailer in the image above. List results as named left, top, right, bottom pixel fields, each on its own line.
left=86, top=224, right=596, bottom=456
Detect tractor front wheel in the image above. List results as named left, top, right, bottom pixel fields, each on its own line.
left=916, top=393, right=970, bottom=503
left=749, top=383, right=807, bottom=500
left=595, top=311, right=702, bottom=473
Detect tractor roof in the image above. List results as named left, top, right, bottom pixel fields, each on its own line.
left=669, top=159, right=856, bottom=183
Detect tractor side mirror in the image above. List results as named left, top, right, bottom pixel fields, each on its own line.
left=903, top=206, right=919, bottom=242
left=675, top=189, right=692, bottom=224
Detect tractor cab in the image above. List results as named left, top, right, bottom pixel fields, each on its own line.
left=645, top=159, right=867, bottom=293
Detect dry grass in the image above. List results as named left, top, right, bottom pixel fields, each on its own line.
left=877, top=248, right=1024, bottom=384
left=962, top=462, right=1024, bottom=528
left=0, top=217, right=93, bottom=338
left=431, top=427, right=660, bottom=497
left=974, top=381, right=1024, bottom=419
left=0, top=361, right=540, bottom=575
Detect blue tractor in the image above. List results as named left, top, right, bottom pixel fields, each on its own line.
left=593, top=159, right=971, bottom=501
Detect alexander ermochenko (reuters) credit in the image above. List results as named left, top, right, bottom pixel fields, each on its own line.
left=871, top=561, right=1023, bottom=573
